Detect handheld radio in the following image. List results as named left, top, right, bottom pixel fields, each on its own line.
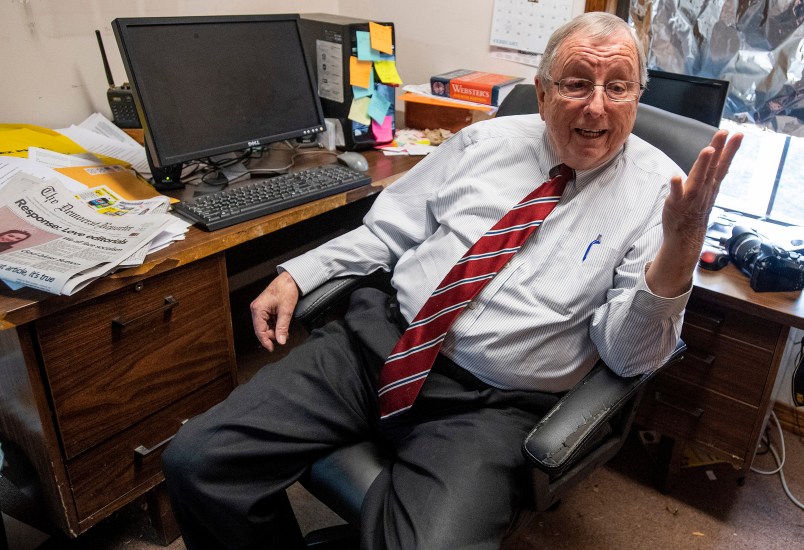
left=95, top=30, right=140, bottom=129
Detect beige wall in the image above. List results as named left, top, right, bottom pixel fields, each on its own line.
left=1, top=0, right=337, bottom=128
left=1, top=0, right=585, bottom=128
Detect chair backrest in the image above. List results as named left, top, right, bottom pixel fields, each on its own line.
left=496, top=83, right=718, bottom=173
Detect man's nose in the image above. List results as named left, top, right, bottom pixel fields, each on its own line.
left=585, top=86, right=607, bottom=116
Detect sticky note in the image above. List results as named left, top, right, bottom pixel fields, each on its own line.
left=349, top=56, right=373, bottom=89
left=373, top=60, right=403, bottom=86
left=368, top=93, right=391, bottom=123
left=369, top=22, right=394, bottom=55
left=352, top=70, right=375, bottom=99
left=356, top=31, right=383, bottom=61
left=372, top=116, right=394, bottom=143
left=348, top=96, right=372, bottom=125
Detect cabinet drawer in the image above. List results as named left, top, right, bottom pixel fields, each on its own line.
left=684, top=295, right=781, bottom=351
left=637, top=373, right=757, bottom=463
left=671, top=322, right=774, bottom=406
left=66, top=376, right=233, bottom=525
left=36, top=255, right=236, bottom=459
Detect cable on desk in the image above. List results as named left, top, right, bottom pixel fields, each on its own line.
left=171, top=140, right=341, bottom=190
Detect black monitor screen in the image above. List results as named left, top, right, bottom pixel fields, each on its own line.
left=113, top=15, right=325, bottom=167
left=640, top=69, right=729, bottom=127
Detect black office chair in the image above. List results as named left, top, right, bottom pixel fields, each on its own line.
left=295, top=86, right=717, bottom=547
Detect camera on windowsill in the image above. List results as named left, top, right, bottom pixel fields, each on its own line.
left=727, top=226, right=804, bottom=292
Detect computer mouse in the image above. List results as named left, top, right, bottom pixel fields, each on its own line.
left=337, top=151, right=369, bottom=172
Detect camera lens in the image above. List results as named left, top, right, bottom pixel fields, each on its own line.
left=728, top=226, right=762, bottom=272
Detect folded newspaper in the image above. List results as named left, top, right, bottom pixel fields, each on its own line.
left=0, top=173, right=175, bottom=295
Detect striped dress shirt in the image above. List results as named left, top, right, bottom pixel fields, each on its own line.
left=281, top=114, right=691, bottom=393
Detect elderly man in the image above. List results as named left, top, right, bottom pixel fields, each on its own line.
left=163, top=11, right=742, bottom=550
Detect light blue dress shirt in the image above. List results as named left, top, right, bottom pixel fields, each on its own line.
left=282, top=114, right=691, bottom=392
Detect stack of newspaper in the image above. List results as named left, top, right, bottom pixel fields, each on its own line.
left=0, top=172, right=180, bottom=295
left=0, top=114, right=188, bottom=296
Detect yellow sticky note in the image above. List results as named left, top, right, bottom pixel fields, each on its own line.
left=348, top=97, right=372, bottom=125
left=373, top=60, right=403, bottom=86
left=349, top=56, right=374, bottom=89
left=369, top=22, right=394, bottom=55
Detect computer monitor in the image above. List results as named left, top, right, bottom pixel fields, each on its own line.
left=640, top=69, right=729, bottom=127
left=112, top=14, right=325, bottom=188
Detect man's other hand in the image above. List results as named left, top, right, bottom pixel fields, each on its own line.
left=250, top=271, right=300, bottom=352
left=647, top=129, right=744, bottom=297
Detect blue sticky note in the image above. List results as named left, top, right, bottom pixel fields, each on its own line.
left=356, top=31, right=383, bottom=61
left=367, top=92, right=391, bottom=123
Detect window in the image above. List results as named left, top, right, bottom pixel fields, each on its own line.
left=772, top=135, right=804, bottom=225
left=716, top=120, right=803, bottom=227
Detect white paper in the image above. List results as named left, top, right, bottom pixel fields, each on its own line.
left=56, top=125, right=148, bottom=174
left=28, top=147, right=103, bottom=169
left=0, top=156, right=87, bottom=193
left=78, top=112, right=142, bottom=148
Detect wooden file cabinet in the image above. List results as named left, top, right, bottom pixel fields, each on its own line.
left=636, top=276, right=799, bottom=488
left=0, top=254, right=237, bottom=540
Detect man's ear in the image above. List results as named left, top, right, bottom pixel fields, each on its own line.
left=534, top=76, right=547, bottom=121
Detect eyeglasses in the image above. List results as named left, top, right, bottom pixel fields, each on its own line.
left=552, top=77, right=644, bottom=102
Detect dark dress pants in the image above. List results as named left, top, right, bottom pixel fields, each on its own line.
left=162, top=288, right=559, bottom=550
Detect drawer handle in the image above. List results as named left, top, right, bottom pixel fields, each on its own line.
left=685, top=350, right=716, bottom=367
left=113, top=295, right=179, bottom=329
left=134, top=419, right=188, bottom=459
left=654, top=391, right=704, bottom=418
left=687, top=309, right=724, bottom=329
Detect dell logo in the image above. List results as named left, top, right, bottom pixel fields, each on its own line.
left=247, top=140, right=261, bottom=147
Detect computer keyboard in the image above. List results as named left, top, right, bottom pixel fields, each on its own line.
left=172, top=164, right=372, bottom=231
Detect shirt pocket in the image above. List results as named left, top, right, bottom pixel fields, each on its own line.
left=530, top=230, right=623, bottom=315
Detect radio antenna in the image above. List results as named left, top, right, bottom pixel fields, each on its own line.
left=95, top=29, right=116, bottom=87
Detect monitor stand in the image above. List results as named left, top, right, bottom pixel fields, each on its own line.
left=192, top=153, right=250, bottom=196
left=146, top=147, right=184, bottom=191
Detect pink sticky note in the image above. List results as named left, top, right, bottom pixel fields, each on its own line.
left=372, top=115, right=394, bottom=144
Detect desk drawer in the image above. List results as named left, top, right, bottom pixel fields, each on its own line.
left=66, top=376, right=232, bottom=525
left=683, top=295, right=780, bottom=351
left=671, top=322, right=775, bottom=406
left=36, top=255, right=236, bottom=459
left=637, top=372, right=757, bottom=464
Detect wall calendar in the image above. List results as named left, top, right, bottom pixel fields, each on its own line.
left=489, top=0, right=586, bottom=55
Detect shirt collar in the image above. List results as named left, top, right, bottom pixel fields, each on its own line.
left=538, top=133, right=626, bottom=192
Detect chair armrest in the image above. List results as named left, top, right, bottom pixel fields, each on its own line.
left=522, top=341, right=686, bottom=477
left=293, top=271, right=392, bottom=331
left=293, top=276, right=365, bottom=329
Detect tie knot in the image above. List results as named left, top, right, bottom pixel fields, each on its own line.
left=549, top=163, right=575, bottom=183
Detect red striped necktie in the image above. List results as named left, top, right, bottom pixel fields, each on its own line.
left=377, top=164, right=574, bottom=420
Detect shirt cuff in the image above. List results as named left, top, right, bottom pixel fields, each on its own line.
left=631, top=262, right=692, bottom=320
left=278, top=253, right=331, bottom=296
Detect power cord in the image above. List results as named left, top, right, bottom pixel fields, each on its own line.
left=750, top=410, right=804, bottom=510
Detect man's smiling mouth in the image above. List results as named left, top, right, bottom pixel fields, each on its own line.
left=575, top=128, right=606, bottom=138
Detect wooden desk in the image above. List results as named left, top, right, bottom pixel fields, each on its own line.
left=0, top=151, right=418, bottom=542
left=636, top=263, right=804, bottom=489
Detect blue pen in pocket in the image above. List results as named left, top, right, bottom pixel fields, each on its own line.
left=583, top=234, right=602, bottom=262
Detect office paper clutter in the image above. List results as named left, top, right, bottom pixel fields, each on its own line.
left=0, top=114, right=189, bottom=296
